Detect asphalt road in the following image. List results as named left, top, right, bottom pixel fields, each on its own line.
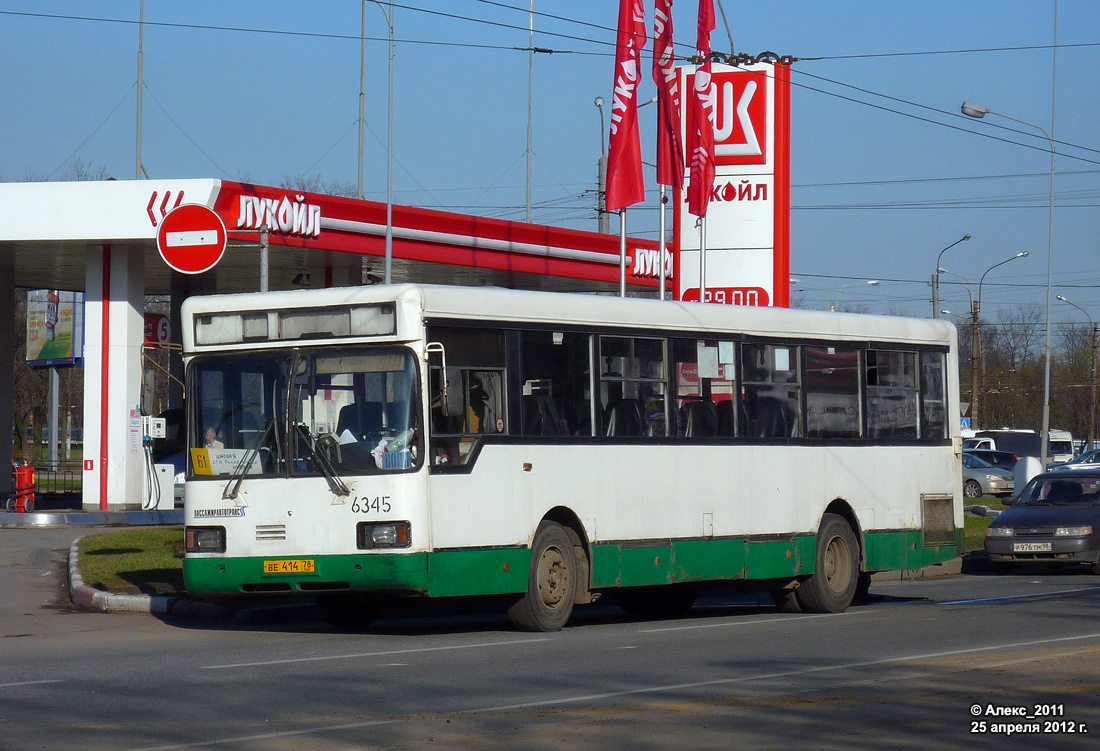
left=4, top=527, right=1100, bottom=750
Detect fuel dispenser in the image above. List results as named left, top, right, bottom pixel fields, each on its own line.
left=141, top=414, right=176, bottom=511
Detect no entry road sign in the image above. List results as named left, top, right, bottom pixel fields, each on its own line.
left=156, top=204, right=227, bottom=274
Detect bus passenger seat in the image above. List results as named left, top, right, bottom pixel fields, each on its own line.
left=683, top=399, right=718, bottom=437
left=337, top=402, right=384, bottom=441
left=524, top=395, right=568, bottom=436
left=716, top=400, right=735, bottom=437
left=604, top=399, right=646, bottom=437
left=754, top=396, right=790, bottom=438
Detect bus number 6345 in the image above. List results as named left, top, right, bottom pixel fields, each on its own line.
left=352, top=496, right=391, bottom=514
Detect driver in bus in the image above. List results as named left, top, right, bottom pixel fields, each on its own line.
left=205, top=428, right=224, bottom=449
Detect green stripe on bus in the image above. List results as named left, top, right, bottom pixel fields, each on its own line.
left=183, top=552, right=431, bottom=596
left=184, top=528, right=962, bottom=598
left=426, top=548, right=529, bottom=597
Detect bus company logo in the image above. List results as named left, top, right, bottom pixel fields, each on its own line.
left=194, top=508, right=246, bottom=518
left=235, top=194, right=322, bottom=237
left=689, top=68, right=769, bottom=167
left=682, top=286, right=770, bottom=306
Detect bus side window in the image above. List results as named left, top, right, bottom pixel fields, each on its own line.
left=598, top=336, right=668, bottom=438
left=671, top=338, right=734, bottom=439
left=919, top=351, right=948, bottom=440
left=468, top=370, right=504, bottom=434
left=866, top=349, right=918, bottom=440
left=518, top=331, right=591, bottom=437
left=740, top=343, right=801, bottom=438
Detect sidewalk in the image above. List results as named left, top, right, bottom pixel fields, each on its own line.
left=2, top=493, right=224, bottom=617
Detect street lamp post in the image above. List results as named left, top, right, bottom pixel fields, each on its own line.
left=963, top=100, right=1056, bottom=465
left=832, top=280, right=879, bottom=312
left=932, top=234, right=971, bottom=319
left=593, top=97, right=609, bottom=234
left=360, top=1, right=395, bottom=284
left=789, top=278, right=829, bottom=310
left=1057, top=295, right=1098, bottom=451
left=940, top=266, right=979, bottom=423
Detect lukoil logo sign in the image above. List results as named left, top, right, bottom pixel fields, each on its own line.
left=688, top=67, right=770, bottom=167
left=234, top=194, right=322, bottom=237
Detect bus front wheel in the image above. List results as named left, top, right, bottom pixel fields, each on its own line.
left=508, top=522, right=577, bottom=632
left=795, top=513, right=859, bottom=613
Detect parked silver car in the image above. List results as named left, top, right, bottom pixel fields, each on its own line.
left=1048, top=448, right=1100, bottom=472
left=962, top=452, right=1014, bottom=499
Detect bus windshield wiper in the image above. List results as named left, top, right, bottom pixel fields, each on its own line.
left=222, top=419, right=275, bottom=501
left=303, top=430, right=351, bottom=497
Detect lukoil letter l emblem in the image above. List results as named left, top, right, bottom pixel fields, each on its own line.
left=710, top=69, right=769, bottom=166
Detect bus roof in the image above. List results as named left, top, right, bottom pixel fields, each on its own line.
left=181, top=284, right=957, bottom=352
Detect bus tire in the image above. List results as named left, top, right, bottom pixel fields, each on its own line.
left=508, top=522, right=576, bottom=632
left=795, top=513, right=859, bottom=613
left=771, top=587, right=802, bottom=613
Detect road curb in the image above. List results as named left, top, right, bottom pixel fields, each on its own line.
left=67, top=537, right=226, bottom=618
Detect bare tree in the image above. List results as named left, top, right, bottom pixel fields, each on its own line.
left=995, top=304, right=1043, bottom=371
left=279, top=174, right=356, bottom=198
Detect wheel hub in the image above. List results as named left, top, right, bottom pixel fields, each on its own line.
left=537, top=546, right=568, bottom=608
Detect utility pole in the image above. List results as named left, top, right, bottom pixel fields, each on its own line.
left=594, top=96, right=608, bottom=234
left=1091, top=323, right=1098, bottom=450
left=135, top=0, right=144, bottom=179
left=525, top=0, right=533, bottom=224
left=972, top=299, right=981, bottom=429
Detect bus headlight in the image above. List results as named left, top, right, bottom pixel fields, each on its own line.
left=357, top=521, right=411, bottom=549
left=1056, top=526, right=1092, bottom=537
left=185, top=526, right=226, bottom=553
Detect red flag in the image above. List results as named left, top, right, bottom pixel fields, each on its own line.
left=687, top=0, right=716, bottom=218
left=606, top=0, right=647, bottom=212
left=652, top=0, right=683, bottom=190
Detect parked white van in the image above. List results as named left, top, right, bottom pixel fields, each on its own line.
left=1048, top=429, right=1075, bottom=465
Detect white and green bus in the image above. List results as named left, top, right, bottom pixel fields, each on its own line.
left=181, top=284, right=962, bottom=631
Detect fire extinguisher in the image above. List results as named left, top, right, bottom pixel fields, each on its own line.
left=8, top=458, right=36, bottom=513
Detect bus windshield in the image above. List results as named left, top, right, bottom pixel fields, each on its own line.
left=188, top=346, right=421, bottom=480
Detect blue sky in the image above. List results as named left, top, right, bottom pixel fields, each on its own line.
left=1, top=1, right=1097, bottom=325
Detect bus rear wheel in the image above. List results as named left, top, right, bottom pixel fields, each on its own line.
left=795, top=513, right=859, bottom=613
left=508, top=522, right=576, bottom=632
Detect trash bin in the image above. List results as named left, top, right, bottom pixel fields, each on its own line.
left=8, top=458, right=36, bottom=513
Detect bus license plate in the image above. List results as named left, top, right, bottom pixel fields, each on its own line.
left=1012, top=542, right=1052, bottom=553
left=263, top=559, right=316, bottom=574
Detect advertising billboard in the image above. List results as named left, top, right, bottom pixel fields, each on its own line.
left=26, top=289, right=84, bottom=367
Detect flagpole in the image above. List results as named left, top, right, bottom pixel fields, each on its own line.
left=699, top=217, right=707, bottom=303
left=619, top=210, right=628, bottom=297
left=658, top=186, right=667, bottom=301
